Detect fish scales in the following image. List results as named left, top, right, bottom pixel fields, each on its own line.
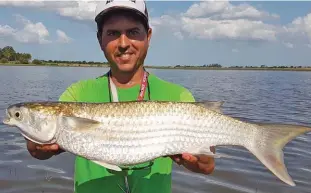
left=74, top=102, right=249, bottom=139
left=3, top=100, right=311, bottom=186
left=52, top=102, right=253, bottom=165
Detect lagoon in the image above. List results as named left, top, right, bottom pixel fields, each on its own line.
left=0, top=66, right=311, bottom=193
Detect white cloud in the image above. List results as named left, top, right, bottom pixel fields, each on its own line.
left=0, top=1, right=96, bottom=21
left=0, top=1, right=78, bottom=9
left=56, top=29, right=72, bottom=43
left=184, top=1, right=229, bottom=17
left=0, top=0, right=45, bottom=7
left=0, top=14, right=50, bottom=44
left=150, top=0, right=311, bottom=47
left=13, top=14, right=50, bottom=44
left=180, top=17, right=278, bottom=41
left=151, top=12, right=280, bottom=41
left=57, top=1, right=97, bottom=21
left=150, top=14, right=181, bottom=35
left=287, top=13, right=311, bottom=42
left=173, top=31, right=184, bottom=40
left=0, top=0, right=310, bottom=48
left=0, top=14, right=72, bottom=44
left=283, top=42, right=294, bottom=48
left=0, top=25, right=16, bottom=37
left=184, top=1, right=279, bottom=20
left=150, top=1, right=280, bottom=42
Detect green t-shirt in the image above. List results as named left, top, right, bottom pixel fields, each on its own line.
left=58, top=72, right=195, bottom=193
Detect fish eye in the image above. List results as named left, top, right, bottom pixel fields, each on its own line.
left=15, top=111, right=21, bottom=118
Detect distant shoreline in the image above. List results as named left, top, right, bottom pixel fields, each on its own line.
left=1, top=63, right=311, bottom=72
left=1, top=45, right=310, bottom=72
left=145, top=66, right=311, bottom=71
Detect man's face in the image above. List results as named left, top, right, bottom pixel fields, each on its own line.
left=99, top=13, right=152, bottom=73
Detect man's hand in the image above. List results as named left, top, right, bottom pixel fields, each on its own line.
left=25, top=138, right=64, bottom=160
left=170, top=146, right=216, bottom=175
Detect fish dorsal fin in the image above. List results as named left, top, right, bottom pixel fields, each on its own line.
left=195, top=100, right=224, bottom=113
left=62, top=116, right=101, bottom=131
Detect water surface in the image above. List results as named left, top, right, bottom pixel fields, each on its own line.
left=1, top=66, right=311, bottom=193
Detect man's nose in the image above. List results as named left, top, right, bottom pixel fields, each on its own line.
left=118, top=33, right=130, bottom=52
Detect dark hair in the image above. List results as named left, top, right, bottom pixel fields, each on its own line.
left=96, top=9, right=149, bottom=41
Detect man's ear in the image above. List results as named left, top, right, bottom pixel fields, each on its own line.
left=147, top=28, right=152, bottom=45
left=97, top=31, right=101, bottom=45
left=97, top=31, right=104, bottom=51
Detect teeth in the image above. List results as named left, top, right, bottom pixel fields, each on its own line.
left=119, top=54, right=130, bottom=59
left=118, top=53, right=131, bottom=56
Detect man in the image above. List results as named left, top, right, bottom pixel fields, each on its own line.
left=25, top=0, right=215, bottom=192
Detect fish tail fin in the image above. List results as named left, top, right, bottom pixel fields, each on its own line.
left=246, top=123, right=311, bottom=186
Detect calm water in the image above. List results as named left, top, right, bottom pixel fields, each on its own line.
left=1, top=66, right=311, bottom=193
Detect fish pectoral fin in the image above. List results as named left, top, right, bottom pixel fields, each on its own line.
left=195, top=101, right=224, bottom=113
left=91, top=160, right=122, bottom=171
left=62, top=116, right=101, bottom=131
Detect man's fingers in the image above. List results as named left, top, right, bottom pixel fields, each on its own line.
left=198, top=161, right=215, bottom=174
left=210, top=146, right=216, bottom=153
left=26, top=140, right=36, bottom=151
left=196, top=154, right=215, bottom=163
left=25, top=137, right=38, bottom=151
left=36, top=144, right=59, bottom=151
left=172, top=155, right=181, bottom=162
left=169, top=155, right=183, bottom=165
left=182, top=153, right=198, bottom=163
left=25, top=137, right=59, bottom=152
left=49, top=144, right=59, bottom=150
left=36, top=145, right=48, bottom=151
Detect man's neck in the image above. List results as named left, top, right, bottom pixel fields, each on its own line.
left=109, top=66, right=145, bottom=88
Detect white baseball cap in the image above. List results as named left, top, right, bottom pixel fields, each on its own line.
left=95, top=0, right=149, bottom=29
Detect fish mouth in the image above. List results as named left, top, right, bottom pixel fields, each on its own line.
left=2, top=118, right=11, bottom=125
left=2, top=109, right=12, bottom=125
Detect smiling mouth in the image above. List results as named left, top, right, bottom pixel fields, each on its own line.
left=117, top=52, right=133, bottom=56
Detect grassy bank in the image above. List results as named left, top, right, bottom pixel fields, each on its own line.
left=1, top=62, right=311, bottom=71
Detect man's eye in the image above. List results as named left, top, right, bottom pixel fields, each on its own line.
left=128, top=30, right=139, bottom=36
left=107, top=31, right=119, bottom=36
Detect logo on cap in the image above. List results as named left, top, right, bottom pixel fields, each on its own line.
left=106, top=0, right=137, bottom=4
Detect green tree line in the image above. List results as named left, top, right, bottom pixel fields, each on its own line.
left=0, top=45, right=109, bottom=66
left=0, top=46, right=32, bottom=64
left=39, top=59, right=109, bottom=65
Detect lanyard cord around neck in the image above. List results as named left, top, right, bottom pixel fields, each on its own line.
left=107, top=68, right=151, bottom=102
left=106, top=69, right=152, bottom=193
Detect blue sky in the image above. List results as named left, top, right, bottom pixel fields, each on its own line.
left=0, top=1, right=311, bottom=67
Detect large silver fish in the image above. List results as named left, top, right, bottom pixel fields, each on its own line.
left=2, top=101, right=311, bottom=186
